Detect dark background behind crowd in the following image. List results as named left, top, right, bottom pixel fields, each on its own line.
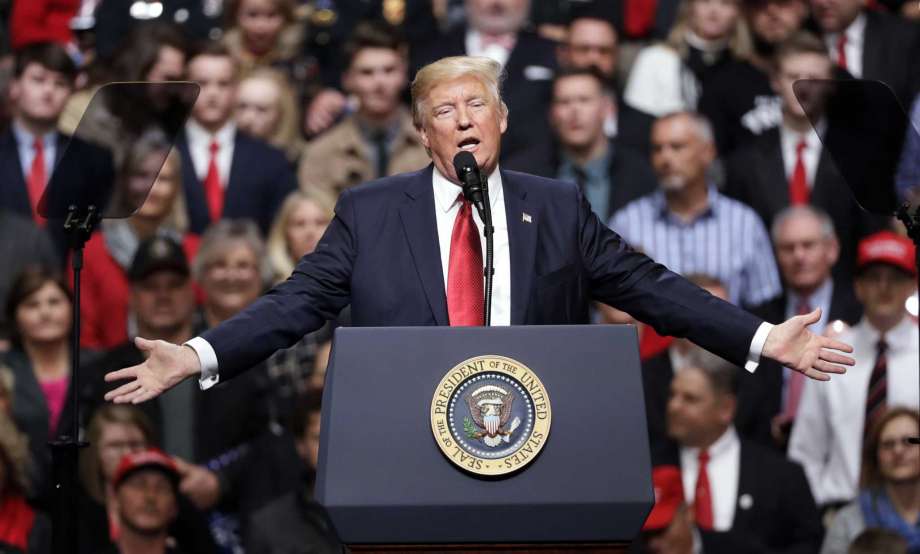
left=0, top=0, right=918, bottom=553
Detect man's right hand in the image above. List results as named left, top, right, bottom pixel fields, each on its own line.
left=104, top=337, right=202, bottom=404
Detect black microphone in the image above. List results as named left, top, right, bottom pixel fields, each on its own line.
left=452, top=151, right=487, bottom=216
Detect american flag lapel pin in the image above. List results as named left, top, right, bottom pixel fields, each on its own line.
left=522, top=212, right=532, bottom=223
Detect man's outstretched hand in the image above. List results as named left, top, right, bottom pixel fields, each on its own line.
left=104, top=337, right=202, bottom=404
left=763, top=307, right=855, bottom=381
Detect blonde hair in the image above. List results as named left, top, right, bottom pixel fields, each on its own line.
left=0, top=413, right=30, bottom=496
left=79, top=405, right=155, bottom=503
left=238, top=67, right=304, bottom=162
left=666, top=0, right=753, bottom=61
left=266, top=189, right=336, bottom=283
left=157, top=148, right=189, bottom=234
left=410, top=56, right=509, bottom=130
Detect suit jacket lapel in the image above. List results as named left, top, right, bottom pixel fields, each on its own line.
left=732, top=442, right=756, bottom=531
left=502, top=170, right=537, bottom=324
left=0, top=130, right=29, bottom=214
left=761, top=133, right=789, bottom=214
left=225, top=131, right=246, bottom=217
left=176, top=132, right=209, bottom=230
left=861, top=13, right=883, bottom=81
left=399, top=165, right=449, bottom=325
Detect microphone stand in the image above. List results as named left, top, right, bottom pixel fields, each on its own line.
left=51, top=204, right=98, bottom=553
left=478, top=175, right=494, bottom=327
left=895, top=203, right=920, bottom=444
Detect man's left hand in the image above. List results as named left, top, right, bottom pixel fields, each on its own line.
left=763, top=308, right=855, bottom=381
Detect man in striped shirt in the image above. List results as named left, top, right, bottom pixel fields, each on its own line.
left=609, top=111, right=781, bottom=308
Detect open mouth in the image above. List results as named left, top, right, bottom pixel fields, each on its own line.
left=458, top=137, right=480, bottom=151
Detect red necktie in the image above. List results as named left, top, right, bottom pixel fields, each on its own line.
left=789, top=138, right=809, bottom=205
left=203, top=139, right=223, bottom=222
left=27, top=138, right=46, bottom=226
left=836, top=34, right=848, bottom=70
left=865, top=338, right=888, bottom=436
left=783, top=298, right=812, bottom=420
left=694, top=449, right=714, bottom=530
left=447, top=194, right=483, bottom=326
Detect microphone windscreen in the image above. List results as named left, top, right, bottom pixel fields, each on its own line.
left=452, top=151, right=478, bottom=176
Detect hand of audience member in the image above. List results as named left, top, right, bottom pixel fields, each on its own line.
left=174, top=457, right=221, bottom=511
left=762, top=308, right=854, bottom=381
left=304, top=88, right=347, bottom=136
left=103, top=337, right=202, bottom=404
left=647, top=504, right=695, bottom=554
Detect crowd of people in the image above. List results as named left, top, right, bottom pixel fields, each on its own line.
left=0, top=0, right=918, bottom=552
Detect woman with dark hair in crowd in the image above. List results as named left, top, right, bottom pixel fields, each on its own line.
left=1, top=266, right=77, bottom=506
left=76, top=404, right=216, bottom=554
left=822, top=407, right=920, bottom=553
left=76, top=142, right=200, bottom=350
left=0, top=412, right=49, bottom=554
left=624, top=0, right=752, bottom=117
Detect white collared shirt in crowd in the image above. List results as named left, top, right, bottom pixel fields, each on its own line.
left=185, top=120, right=236, bottom=188
left=788, top=315, right=920, bottom=505
left=825, top=13, right=866, bottom=78
left=780, top=122, right=825, bottom=190
left=465, top=30, right=512, bottom=67
left=680, top=426, right=741, bottom=531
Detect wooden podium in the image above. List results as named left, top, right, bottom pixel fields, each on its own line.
left=316, top=325, right=653, bottom=550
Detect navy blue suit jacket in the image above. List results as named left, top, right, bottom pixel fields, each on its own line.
left=203, top=166, right=765, bottom=381
left=177, top=130, right=296, bottom=234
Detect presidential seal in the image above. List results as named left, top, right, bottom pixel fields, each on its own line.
left=430, top=355, right=551, bottom=476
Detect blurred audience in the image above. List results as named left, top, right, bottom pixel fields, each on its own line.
left=822, top=408, right=920, bottom=554
left=235, top=67, right=305, bottom=163
left=299, top=21, right=428, bottom=199
left=77, top=143, right=199, bottom=351
left=411, top=0, right=558, bottom=172
left=755, top=205, right=863, bottom=449
left=177, top=43, right=296, bottom=235
left=245, top=390, right=343, bottom=553
left=698, top=0, right=808, bottom=154
left=811, top=0, right=920, bottom=106
left=642, top=275, right=781, bottom=450
left=624, top=0, right=752, bottom=117
left=726, top=32, right=888, bottom=284
left=790, top=231, right=920, bottom=508
left=610, top=111, right=781, bottom=307
left=642, top=347, right=821, bottom=553
left=545, top=67, right=657, bottom=221
left=0, top=411, right=48, bottom=554
left=9, top=0, right=78, bottom=51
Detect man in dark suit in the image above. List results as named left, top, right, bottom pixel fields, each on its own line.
left=410, top=0, right=558, bottom=173
left=642, top=349, right=822, bottom=554
left=104, top=56, right=853, bottom=422
left=543, top=67, right=657, bottom=221
left=725, top=32, right=886, bottom=285
left=0, top=43, right=76, bottom=225
left=177, top=43, right=296, bottom=235
left=811, top=0, right=920, bottom=106
left=752, top=204, right=863, bottom=449
left=642, top=275, right=781, bottom=450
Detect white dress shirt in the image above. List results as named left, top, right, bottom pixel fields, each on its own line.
left=11, top=122, right=57, bottom=183
left=432, top=166, right=511, bottom=326
left=465, top=30, right=513, bottom=67
left=188, top=168, right=774, bottom=387
left=780, top=122, right=825, bottom=190
left=789, top=316, right=920, bottom=505
left=184, top=120, right=236, bottom=188
left=825, top=14, right=866, bottom=78
left=680, top=426, right=741, bottom=531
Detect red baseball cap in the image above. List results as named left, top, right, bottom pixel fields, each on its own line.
left=857, top=231, right=916, bottom=277
left=642, top=464, right=685, bottom=531
left=113, top=448, right=179, bottom=489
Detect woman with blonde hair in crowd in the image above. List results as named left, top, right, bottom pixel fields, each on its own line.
left=235, top=67, right=306, bottom=164
left=77, top=140, right=200, bottom=350
left=0, top=412, right=48, bottom=553
left=822, top=407, right=920, bottom=553
left=264, top=190, right=337, bottom=424
left=624, top=0, right=752, bottom=117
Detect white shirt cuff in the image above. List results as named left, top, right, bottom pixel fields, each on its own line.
left=744, top=322, right=774, bottom=373
left=185, top=337, right=220, bottom=390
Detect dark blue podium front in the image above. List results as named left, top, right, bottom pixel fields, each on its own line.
left=315, top=325, right=653, bottom=545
